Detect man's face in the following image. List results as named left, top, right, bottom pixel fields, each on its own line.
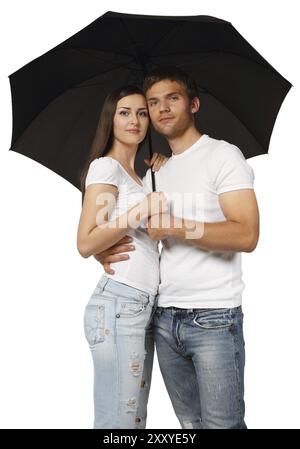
left=146, top=79, right=199, bottom=139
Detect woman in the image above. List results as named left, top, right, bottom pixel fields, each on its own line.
left=77, top=85, right=168, bottom=429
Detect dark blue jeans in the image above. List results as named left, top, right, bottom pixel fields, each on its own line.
left=153, top=305, right=246, bottom=429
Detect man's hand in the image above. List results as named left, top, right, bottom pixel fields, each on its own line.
left=146, top=213, right=177, bottom=241
left=93, top=235, right=136, bottom=274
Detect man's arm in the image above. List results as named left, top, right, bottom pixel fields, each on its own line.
left=147, top=189, right=260, bottom=253
left=93, top=235, right=136, bottom=274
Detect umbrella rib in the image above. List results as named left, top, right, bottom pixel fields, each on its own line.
left=147, top=22, right=185, bottom=54
left=10, top=59, right=137, bottom=147
left=70, top=59, right=138, bottom=89
left=118, top=57, right=272, bottom=151
left=71, top=47, right=133, bottom=61
left=151, top=49, right=284, bottom=79
left=196, top=87, right=266, bottom=153
left=117, top=18, right=186, bottom=65
left=118, top=18, right=141, bottom=59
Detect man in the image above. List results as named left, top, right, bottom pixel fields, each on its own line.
left=94, top=67, right=259, bottom=429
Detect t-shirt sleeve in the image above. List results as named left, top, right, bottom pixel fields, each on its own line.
left=212, top=143, right=255, bottom=195
left=85, top=157, right=120, bottom=189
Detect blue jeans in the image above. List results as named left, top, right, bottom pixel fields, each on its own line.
left=152, top=305, right=246, bottom=429
left=83, top=275, right=157, bottom=429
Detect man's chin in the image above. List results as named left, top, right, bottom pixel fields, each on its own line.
left=155, top=125, right=176, bottom=137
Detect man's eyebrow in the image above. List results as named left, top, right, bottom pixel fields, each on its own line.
left=147, top=92, right=182, bottom=101
left=117, top=106, right=148, bottom=110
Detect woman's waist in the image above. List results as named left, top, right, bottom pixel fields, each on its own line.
left=111, top=247, right=159, bottom=268
left=127, top=230, right=159, bottom=254
left=108, top=256, right=160, bottom=296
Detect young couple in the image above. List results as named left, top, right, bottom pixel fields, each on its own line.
left=77, top=67, right=260, bottom=429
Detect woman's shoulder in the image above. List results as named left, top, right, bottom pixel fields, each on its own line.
left=91, top=156, right=119, bottom=167
left=85, top=156, right=121, bottom=188
left=89, top=156, right=121, bottom=174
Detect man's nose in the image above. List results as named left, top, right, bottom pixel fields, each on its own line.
left=159, top=101, right=170, bottom=113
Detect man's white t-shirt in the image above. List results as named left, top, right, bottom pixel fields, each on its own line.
left=143, top=134, right=255, bottom=309
left=85, top=156, right=160, bottom=295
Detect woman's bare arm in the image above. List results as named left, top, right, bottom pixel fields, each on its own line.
left=77, top=183, right=149, bottom=258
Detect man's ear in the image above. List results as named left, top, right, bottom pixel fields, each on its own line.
left=191, top=96, right=200, bottom=114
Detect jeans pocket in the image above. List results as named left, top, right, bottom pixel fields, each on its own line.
left=84, top=303, right=105, bottom=345
left=193, top=309, right=234, bottom=329
left=118, top=296, right=150, bottom=318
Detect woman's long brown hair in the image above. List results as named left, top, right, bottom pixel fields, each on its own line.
left=79, top=85, right=149, bottom=205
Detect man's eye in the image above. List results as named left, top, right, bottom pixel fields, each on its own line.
left=171, top=96, right=178, bottom=100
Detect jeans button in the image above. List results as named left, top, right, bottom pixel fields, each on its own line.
left=116, top=313, right=120, bottom=318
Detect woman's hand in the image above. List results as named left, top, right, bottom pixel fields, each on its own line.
left=144, top=152, right=168, bottom=171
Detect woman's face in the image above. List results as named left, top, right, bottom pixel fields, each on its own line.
left=113, top=94, right=149, bottom=146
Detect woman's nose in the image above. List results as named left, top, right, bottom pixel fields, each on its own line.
left=130, top=116, right=138, bottom=124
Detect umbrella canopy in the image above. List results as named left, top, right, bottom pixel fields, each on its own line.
left=8, top=11, right=292, bottom=191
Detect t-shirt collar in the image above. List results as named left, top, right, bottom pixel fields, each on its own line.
left=171, top=134, right=209, bottom=160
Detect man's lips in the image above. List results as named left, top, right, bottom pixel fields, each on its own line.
left=159, top=117, right=174, bottom=122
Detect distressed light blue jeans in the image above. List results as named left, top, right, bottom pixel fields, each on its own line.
left=152, top=305, right=247, bottom=429
left=83, top=275, right=157, bottom=429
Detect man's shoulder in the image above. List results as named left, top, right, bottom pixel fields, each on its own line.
left=205, top=134, right=235, bottom=150
left=206, top=136, right=245, bottom=161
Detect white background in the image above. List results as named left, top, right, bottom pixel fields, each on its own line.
left=0, top=0, right=299, bottom=429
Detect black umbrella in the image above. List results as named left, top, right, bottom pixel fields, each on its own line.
left=8, top=11, right=292, bottom=192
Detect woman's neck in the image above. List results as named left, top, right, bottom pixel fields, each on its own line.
left=106, top=143, right=138, bottom=172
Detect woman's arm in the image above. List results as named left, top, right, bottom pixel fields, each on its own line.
left=77, top=183, right=167, bottom=258
left=77, top=183, right=147, bottom=258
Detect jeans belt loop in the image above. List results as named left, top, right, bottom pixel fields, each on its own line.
left=99, top=275, right=110, bottom=293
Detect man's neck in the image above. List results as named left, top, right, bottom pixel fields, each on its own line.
left=167, top=127, right=203, bottom=156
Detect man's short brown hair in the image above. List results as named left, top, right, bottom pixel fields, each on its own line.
left=142, top=66, right=200, bottom=102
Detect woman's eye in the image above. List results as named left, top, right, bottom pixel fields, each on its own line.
left=120, top=111, right=129, bottom=116
left=139, top=111, right=148, bottom=117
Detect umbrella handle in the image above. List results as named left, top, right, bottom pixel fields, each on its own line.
left=138, top=60, right=156, bottom=192
left=150, top=168, right=156, bottom=192
left=148, top=127, right=156, bottom=192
